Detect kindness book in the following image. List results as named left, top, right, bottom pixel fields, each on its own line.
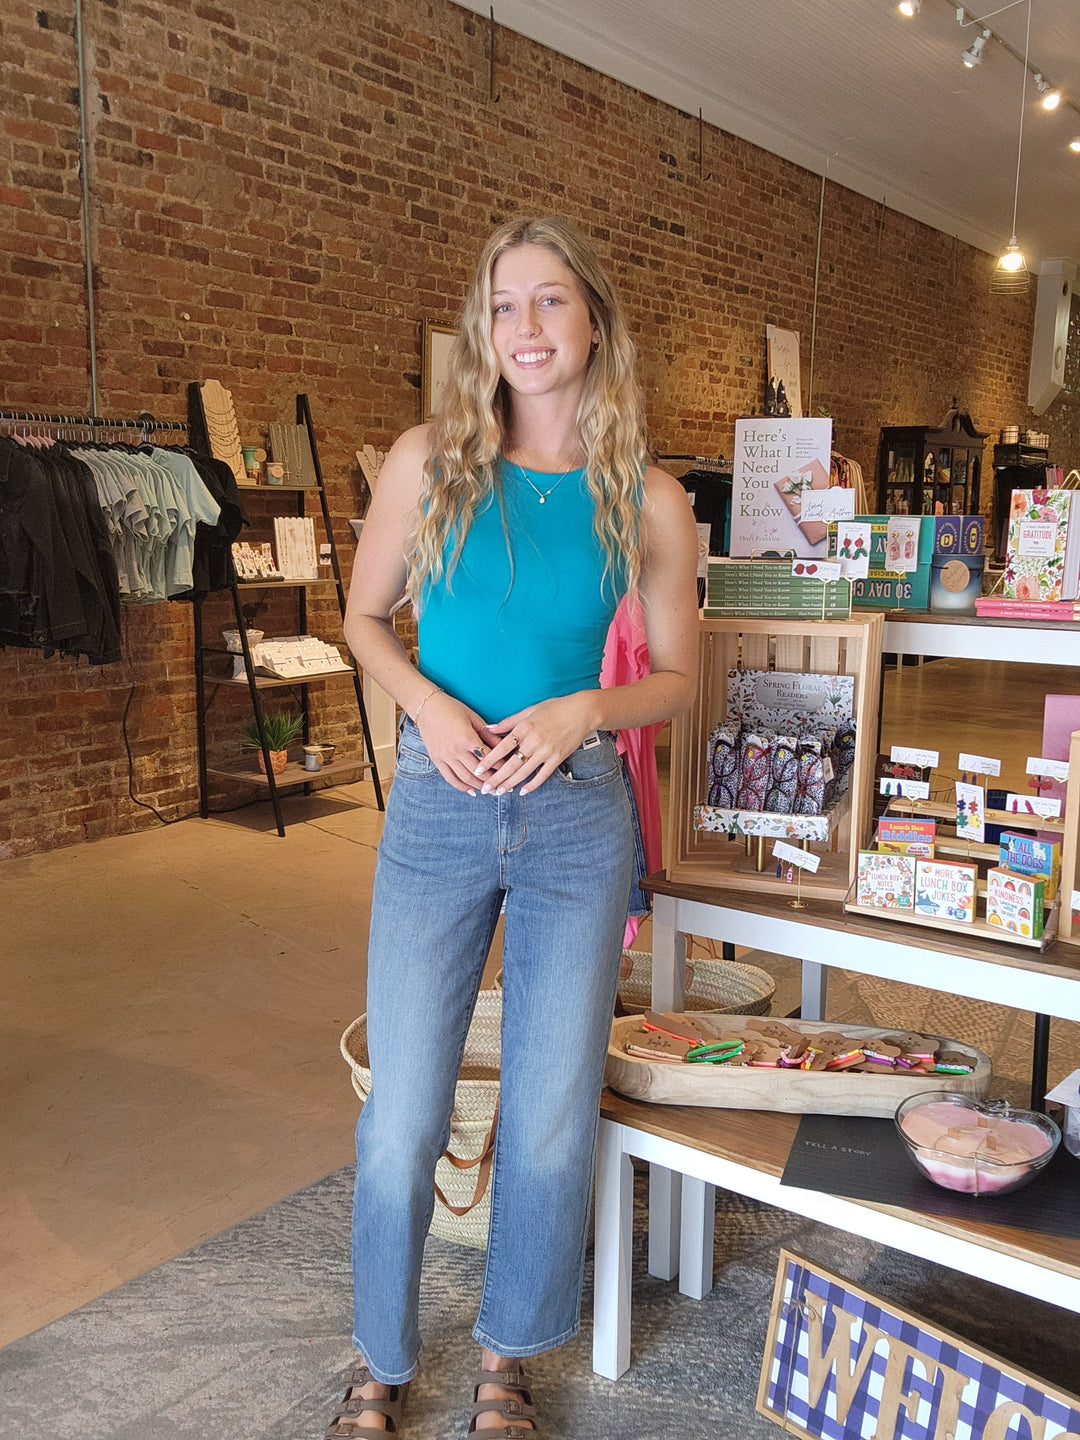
left=1004, top=489, right=1080, bottom=602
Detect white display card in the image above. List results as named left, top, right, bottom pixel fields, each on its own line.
left=954, top=781, right=985, bottom=843
left=1004, top=793, right=1063, bottom=818
left=891, top=745, right=939, bottom=768
left=884, top=516, right=921, bottom=573
left=1026, top=756, right=1071, bottom=783
left=879, top=777, right=931, bottom=799
left=800, top=488, right=855, bottom=524
left=772, top=840, right=821, bottom=873
left=959, top=752, right=1001, bottom=777
left=791, top=559, right=842, bottom=581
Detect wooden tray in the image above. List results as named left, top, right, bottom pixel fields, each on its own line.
left=605, top=1015, right=990, bottom=1118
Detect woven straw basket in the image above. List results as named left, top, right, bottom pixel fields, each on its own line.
left=340, top=989, right=501, bottom=1250
left=618, top=949, right=775, bottom=1016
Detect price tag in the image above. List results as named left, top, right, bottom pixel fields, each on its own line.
left=1026, top=756, right=1070, bottom=783
left=891, top=745, right=939, bottom=769
left=880, top=777, right=931, bottom=799
left=772, top=840, right=821, bottom=873
left=959, top=752, right=1001, bottom=777
left=1004, top=793, right=1062, bottom=818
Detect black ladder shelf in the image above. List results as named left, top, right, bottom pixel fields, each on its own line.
left=192, top=391, right=384, bottom=835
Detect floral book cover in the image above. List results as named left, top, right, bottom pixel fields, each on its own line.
left=1003, top=489, right=1073, bottom=601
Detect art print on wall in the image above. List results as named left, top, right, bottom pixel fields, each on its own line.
left=422, top=321, right=458, bottom=422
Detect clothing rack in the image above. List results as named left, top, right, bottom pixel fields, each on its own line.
left=0, top=408, right=187, bottom=437
left=659, top=453, right=728, bottom=470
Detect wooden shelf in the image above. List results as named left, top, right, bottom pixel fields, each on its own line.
left=236, top=483, right=317, bottom=492
left=235, top=577, right=332, bottom=589
left=206, top=755, right=374, bottom=787
left=213, top=667, right=354, bottom=689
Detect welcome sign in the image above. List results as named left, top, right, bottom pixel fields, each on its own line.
left=758, top=1251, right=1080, bottom=1439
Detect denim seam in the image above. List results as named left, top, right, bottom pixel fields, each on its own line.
left=347, top=1337, right=420, bottom=1386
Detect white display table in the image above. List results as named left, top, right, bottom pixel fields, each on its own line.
left=593, top=879, right=1080, bottom=1380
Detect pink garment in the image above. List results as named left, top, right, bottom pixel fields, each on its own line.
left=600, top=596, right=664, bottom=945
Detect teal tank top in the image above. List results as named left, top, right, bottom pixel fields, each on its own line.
left=418, top=461, right=628, bottom=723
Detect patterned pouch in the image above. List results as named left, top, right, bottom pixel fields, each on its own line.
left=794, top=737, right=826, bottom=815
left=764, top=733, right=799, bottom=813
left=736, top=731, right=772, bottom=811
left=833, top=719, right=857, bottom=797
left=706, top=721, right=740, bottom=808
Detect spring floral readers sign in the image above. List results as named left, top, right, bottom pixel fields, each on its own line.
left=758, top=1251, right=1080, bottom=1439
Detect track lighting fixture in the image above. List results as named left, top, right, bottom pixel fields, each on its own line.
left=961, top=28, right=989, bottom=67
left=1035, top=75, right=1061, bottom=111
left=898, top=0, right=921, bottom=15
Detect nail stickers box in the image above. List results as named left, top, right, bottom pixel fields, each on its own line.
left=914, top=859, right=977, bottom=923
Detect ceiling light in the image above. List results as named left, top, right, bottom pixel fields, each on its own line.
left=1070, top=137, right=1080, bottom=153
left=1033, top=73, right=1062, bottom=110
left=898, top=0, right=921, bottom=14
left=962, top=29, right=989, bottom=66
left=991, top=0, right=1031, bottom=296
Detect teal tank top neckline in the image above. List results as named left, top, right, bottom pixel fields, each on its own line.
left=417, top=457, right=625, bottom=723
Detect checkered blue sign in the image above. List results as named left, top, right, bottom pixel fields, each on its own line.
left=763, top=1255, right=1080, bottom=1439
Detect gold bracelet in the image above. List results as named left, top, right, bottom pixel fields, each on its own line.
left=411, top=683, right=443, bottom=722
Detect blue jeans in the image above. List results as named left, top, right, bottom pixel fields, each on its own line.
left=352, top=719, right=634, bottom=1383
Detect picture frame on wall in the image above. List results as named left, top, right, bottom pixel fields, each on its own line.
left=422, top=321, right=457, bottom=422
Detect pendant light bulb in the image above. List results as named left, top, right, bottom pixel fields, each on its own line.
left=998, top=241, right=1025, bottom=273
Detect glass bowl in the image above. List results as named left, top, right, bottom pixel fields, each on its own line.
left=894, top=1091, right=1059, bottom=1197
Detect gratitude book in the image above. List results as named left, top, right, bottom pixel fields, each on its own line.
left=1003, top=489, right=1080, bottom=602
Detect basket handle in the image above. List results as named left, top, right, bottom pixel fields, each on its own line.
left=434, top=1099, right=500, bottom=1217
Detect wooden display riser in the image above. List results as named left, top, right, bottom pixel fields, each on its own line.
left=669, top=614, right=884, bottom=902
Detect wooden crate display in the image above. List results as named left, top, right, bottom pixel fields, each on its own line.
left=667, top=614, right=884, bottom=900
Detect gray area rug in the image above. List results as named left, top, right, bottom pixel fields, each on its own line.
left=3, top=1165, right=1079, bottom=1439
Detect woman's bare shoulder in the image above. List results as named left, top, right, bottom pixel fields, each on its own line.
left=641, top=463, right=694, bottom=517
left=375, top=423, right=435, bottom=504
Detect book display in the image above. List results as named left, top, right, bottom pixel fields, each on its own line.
left=844, top=738, right=1070, bottom=949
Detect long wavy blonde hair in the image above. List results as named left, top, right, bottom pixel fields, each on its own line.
left=407, top=216, right=648, bottom=605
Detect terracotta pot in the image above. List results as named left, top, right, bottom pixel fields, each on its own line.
left=256, top=749, right=289, bottom=776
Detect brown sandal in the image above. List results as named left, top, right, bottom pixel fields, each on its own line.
left=468, top=1365, right=538, bottom=1438
left=324, top=1363, right=410, bottom=1438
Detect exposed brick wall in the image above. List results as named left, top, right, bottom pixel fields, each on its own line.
left=1, top=0, right=1077, bottom=856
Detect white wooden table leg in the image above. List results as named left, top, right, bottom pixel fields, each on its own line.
left=650, top=898, right=687, bottom=1012
left=678, top=1175, right=715, bottom=1299
left=647, top=1166, right=681, bottom=1280
left=801, top=959, right=828, bottom=1020
left=593, top=1119, right=634, bottom=1380
left=647, top=897, right=686, bottom=1279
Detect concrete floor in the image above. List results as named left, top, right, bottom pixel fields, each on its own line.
left=1, top=655, right=1076, bottom=1347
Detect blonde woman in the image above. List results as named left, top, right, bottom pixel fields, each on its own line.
left=334, top=216, right=698, bottom=1438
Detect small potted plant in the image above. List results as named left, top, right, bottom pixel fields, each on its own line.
left=241, top=710, right=304, bottom=775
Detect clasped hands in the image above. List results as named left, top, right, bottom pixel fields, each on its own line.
left=416, top=690, right=602, bottom=796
